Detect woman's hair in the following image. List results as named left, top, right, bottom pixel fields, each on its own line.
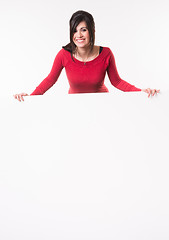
left=62, top=10, right=95, bottom=60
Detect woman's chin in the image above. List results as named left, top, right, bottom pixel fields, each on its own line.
left=74, top=43, right=90, bottom=49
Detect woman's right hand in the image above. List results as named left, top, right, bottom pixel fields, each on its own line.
left=13, top=93, right=29, bottom=102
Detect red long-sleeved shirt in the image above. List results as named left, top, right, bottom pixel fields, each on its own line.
left=30, top=47, right=141, bottom=95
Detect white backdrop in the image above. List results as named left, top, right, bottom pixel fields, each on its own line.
left=0, top=0, right=169, bottom=239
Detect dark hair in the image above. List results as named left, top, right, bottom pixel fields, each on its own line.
left=62, top=10, right=95, bottom=60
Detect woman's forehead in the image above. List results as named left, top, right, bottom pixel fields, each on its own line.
left=76, top=21, right=87, bottom=29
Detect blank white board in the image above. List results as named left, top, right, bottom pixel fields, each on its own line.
left=0, top=91, right=169, bottom=240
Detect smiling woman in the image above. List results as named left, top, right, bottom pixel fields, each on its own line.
left=13, top=10, right=160, bottom=101
left=63, top=10, right=95, bottom=60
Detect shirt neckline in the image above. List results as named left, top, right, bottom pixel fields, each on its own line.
left=71, top=46, right=104, bottom=65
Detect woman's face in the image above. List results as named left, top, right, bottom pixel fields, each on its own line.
left=73, top=21, right=90, bottom=49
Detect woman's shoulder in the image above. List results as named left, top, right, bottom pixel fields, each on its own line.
left=57, top=47, right=70, bottom=55
left=102, top=46, right=112, bottom=52
left=100, top=46, right=114, bottom=58
left=54, top=48, right=71, bottom=60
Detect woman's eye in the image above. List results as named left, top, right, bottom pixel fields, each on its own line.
left=73, top=28, right=87, bottom=33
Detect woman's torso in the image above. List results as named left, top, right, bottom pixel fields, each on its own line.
left=62, top=46, right=109, bottom=94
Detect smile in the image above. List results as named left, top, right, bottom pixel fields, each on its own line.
left=76, top=39, right=85, bottom=42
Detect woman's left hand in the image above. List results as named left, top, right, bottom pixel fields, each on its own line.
left=142, top=88, right=160, bottom=97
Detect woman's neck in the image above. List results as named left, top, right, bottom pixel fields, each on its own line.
left=74, top=45, right=100, bottom=62
left=75, top=46, right=93, bottom=58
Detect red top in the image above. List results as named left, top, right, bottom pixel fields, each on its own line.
left=30, top=47, right=141, bottom=95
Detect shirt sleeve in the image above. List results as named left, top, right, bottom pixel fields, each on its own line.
left=106, top=49, right=141, bottom=92
left=30, top=49, right=64, bottom=95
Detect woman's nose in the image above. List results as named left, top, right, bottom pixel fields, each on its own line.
left=76, top=30, right=83, bottom=38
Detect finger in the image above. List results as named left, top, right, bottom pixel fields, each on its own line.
left=14, top=94, right=20, bottom=101
left=148, top=89, right=151, bottom=98
left=15, top=95, right=19, bottom=101
left=21, top=95, right=24, bottom=101
left=152, top=89, right=156, bottom=96
left=153, top=89, right=160, bottom=96
left=20, top=95, right=24, bottom=102
left=18, top=95, right=21, bottom=102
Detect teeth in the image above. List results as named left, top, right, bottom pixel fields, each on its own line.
left=77, top=39, right=85, bottom=42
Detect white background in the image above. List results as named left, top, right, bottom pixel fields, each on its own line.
left=0, top=0, right=169, bottom=239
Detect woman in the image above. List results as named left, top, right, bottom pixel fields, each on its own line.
left=14, top=10, right=160, bottom=102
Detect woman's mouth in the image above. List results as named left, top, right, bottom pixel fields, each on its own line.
left=76, top=39, right=85, bottom=43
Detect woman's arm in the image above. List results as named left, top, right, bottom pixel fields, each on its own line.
left=107, top=49, right=160, bottom=96
left=14, top=50, right=64, bottom=101
left=30, top=49, right=64, bottom=95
